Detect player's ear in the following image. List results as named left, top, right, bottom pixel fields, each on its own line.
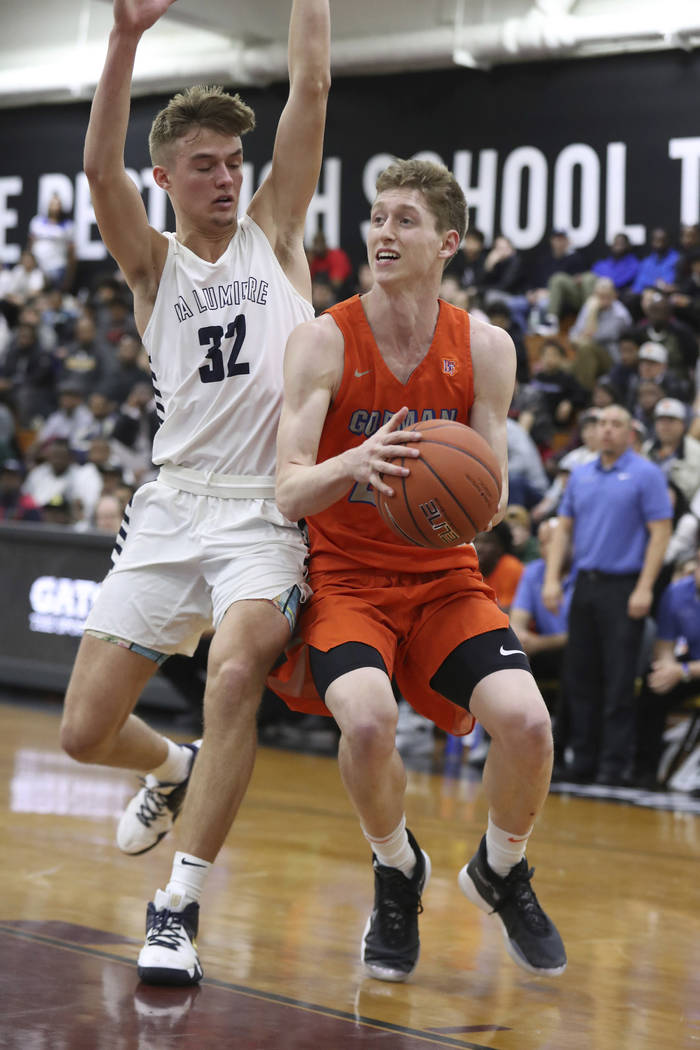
left=153, top=166, right=170, bottom=191
left=439, top=229, right=461, bottom=261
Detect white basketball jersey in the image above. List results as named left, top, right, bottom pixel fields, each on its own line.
left=143, top=215, right=314, bottom=476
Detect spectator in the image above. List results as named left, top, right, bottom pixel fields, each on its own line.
left=111, top=381, right=159, bottom=484
left=73, top=389, right=119, bottom=452
left=674, top=224, right=700, bottom=285
left=39, top=286, right=79, bottom=344
left=0, top=249, right=45, bottom=325
left=607, top=328, right=642, bottom=409
left=634, top=551, right=700, bottom=788
left=0, top=458, right=41, bottom=522
left=632, top=377, right=665, bottom=442
left=630, top=228, right=680, bottom=297
left=503, top=503, right=540, bottom=563
left=633, top=289, right=698, bottom=380
left=670, top=248, right=700, bottom=333
left=439, top=274, right=470, bottom=310
left=0, top=317, right=56, bottom=426
left=54, top=313, right=110, bottom=396
left=527, top=230, right=595, bottom=333
left=447, top=227, right=487, bottom=297
left=590, top=232, right=640, bottom=292
left=531, top=409, right=601, bottom=525
left=100, top=294, right=138, bottom=348
left=591, top=374, right=620, bottom=410
left=664, top=485, right=700, bottom=580
left=642, top=397, right=700, bottom=505
left=482, top=235, right=525, bottom=304
left=505, top=416, right=549, bottom=509
left=511, top=517, right=574, bottom=760
left=486, top=299, right=529, bottom=383
left=22, top=438, right=103, bottom=521
left=542, top=403, right=672, bottom=785
left=32, top=379, right=94, bottom=454
left=27, top=193, right=76, bottom=290
left=307, top=229, right=353, bottom=297
left=568, top=277, right=633, bottom=390
left=102, top=333, right=149, bottom=404
left=311, top=274, right=337, bottom=315
left=521, top=339, right=589, bottom=449
left=94, top=491, right=126, bottom=534
left=636, top=341, right=692, bottom=402
left=40, top=493, right=75, bottom=527
left=474, top=520, right=524, bottom=614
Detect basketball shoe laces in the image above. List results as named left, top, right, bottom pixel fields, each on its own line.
left=135, top=778, right=172, bottom=828
left=146, top=907, right=190, bottom=951
left=376, top=867, right=424, bottom=946
left=495, top=864, right=549, bottom=933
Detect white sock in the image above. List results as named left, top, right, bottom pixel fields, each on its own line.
left=362, top=816, right=416, bottom=877
left=485, top=813, right=533, bottom=877
left=165, top=851, right=211, bottom=909
left=150, top=738, right=192, bottom=785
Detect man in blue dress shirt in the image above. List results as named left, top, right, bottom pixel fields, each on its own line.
left=542, top=404, right=672, bottom=784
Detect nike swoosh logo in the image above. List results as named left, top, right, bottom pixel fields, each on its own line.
left=507, top=836, right=529, bottom=843
left=500, top=645, right=526, bottom=657
left=180, top=858, right=208, bottom=868
left=354, top=368, right=371, bottom=378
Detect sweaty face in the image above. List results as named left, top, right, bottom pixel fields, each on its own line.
left=161, top=127, right=244, bottom=231
left=367, top=189, right=451, bottom=286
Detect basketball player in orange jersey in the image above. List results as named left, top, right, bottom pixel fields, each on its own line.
left=274, top=158, right=566, bottom=981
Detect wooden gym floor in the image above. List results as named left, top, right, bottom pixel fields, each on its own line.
left=1, top=697, right=698, bottom=1050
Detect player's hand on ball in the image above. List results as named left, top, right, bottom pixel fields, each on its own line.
left=343, top=406, right=421, bottom=497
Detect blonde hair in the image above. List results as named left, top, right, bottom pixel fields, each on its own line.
left=148, top=85, right=256, bottom=165
left=375, top=158, right=468, bottom=246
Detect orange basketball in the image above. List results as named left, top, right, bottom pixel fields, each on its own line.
left=376, top=419, right=502, bottom=548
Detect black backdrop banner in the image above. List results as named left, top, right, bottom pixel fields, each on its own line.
left=1, top=49, right=699, bottom=276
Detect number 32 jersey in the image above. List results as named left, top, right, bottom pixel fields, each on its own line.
left=143, top=215, right=314, bottom=477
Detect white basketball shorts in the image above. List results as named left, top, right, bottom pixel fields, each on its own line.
left=84, top=478, right=309, bottom=656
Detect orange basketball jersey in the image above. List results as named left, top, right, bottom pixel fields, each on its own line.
left=306, top=293, right=481, bottom=575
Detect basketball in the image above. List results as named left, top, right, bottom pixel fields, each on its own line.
left=376, top=419, right=502, bottom=548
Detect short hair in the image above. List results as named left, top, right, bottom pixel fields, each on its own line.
left=375, top=158, right=468, bottom=246
left=149, top=85, right=256, bottom=165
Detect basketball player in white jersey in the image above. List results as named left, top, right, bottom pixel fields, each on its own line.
left=59, top=0, right=330, bottom=985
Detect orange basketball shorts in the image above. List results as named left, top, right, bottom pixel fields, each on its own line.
left=300, top=566, right=509, bottom=735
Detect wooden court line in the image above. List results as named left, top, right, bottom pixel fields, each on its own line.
left=0, top=923, right=498, bottom=1050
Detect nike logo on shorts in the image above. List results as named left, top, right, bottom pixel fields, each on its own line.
left=500, top=645, right=526, bottom=657
left=354, top=368, right=371, bottom=378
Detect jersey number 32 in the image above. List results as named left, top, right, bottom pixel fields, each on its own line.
left=198, top=316, right=249, bottom=383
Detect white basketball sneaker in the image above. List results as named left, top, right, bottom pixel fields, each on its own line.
left=117, top=740, right=201, bottom=855
left=137, top=889, right=203, bottom=986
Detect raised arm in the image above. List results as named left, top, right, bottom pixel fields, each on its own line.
left=248, top=0, right=331, bottom=290
left=469, top=316, right=517, bottom=523
left=275, top=317, right=420, bottom=523
left=83, top=1, right=173, bottom=310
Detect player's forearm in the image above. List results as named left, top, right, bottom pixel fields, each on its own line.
left=84, top=28, right=140, bottom=181
left=276, top=455, right=355, bottom=522
left=287, top=0, right=331, bottom=91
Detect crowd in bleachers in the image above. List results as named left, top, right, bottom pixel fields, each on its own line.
left=3, top=207, right=700, bottom=792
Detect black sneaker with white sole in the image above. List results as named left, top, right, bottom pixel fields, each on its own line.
left=117, top=740, right=201, bottom=855
left=361, top=828, right=431, bottom=982
left=137, top=890, right=203, bottom=986
left=458, top=835, right=567, bottom=977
